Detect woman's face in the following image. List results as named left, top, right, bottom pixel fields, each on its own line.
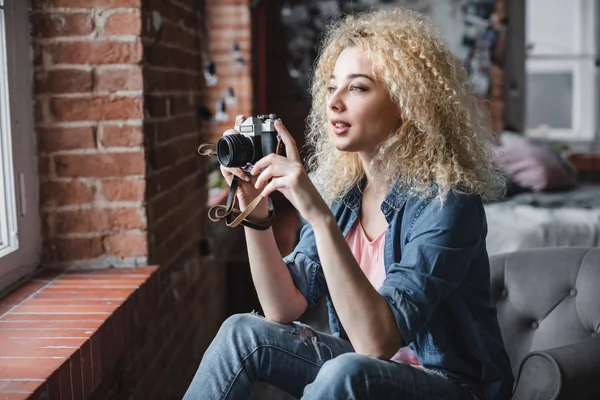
left=326, top=47, right=402, bottom=157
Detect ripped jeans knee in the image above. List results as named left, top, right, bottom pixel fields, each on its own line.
left=184, top=312, right=354, bottom=400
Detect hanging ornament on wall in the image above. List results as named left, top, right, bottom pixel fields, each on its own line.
left=233, top=42, right=244, bottom=68
left=282, top=0, right=293, bottom=17
left=287, top=61, right=299, bottom=79
left=197, top=105, right=214, bottom=121
left=214, top=99, right=229, bottom=123
left=204, top=60, right=218, bottom=87
left=225, top=87, right=237, bottom=106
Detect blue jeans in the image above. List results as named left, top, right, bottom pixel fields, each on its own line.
left=183, top=313, right=474, bottom=400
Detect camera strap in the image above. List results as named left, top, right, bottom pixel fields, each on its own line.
left=197, top=136, right=282, bottom=230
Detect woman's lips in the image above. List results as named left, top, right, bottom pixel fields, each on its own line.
left=331, top=120, right=351, bottom=135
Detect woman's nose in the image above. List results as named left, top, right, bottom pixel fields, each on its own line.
left=327, top=91, right=345, bottom=112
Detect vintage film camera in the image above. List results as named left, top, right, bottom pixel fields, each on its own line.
left=216, top=114, right=281, bottom=171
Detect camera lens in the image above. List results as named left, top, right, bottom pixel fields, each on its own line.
left=216, top=134, right=254, bottom=167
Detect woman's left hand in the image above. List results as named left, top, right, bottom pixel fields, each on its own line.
left=251, top=119, right=330, bottom=224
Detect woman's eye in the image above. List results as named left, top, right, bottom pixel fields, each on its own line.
left=350, top=85, right=366, bottom=92
left=327, top=86, right=336, bottom=93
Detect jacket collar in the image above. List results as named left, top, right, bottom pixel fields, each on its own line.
left=341, top=176, right=409, bottom=215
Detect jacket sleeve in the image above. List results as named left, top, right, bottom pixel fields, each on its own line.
left=378, top=192, right=486, bottom=344
left=282, top=223, right=327, bottom=307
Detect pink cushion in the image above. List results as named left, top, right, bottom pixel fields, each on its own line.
left=391, top=346, right=420, bottom=365
left=493, top=139, right=577, bottom=192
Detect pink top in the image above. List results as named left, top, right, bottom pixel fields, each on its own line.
left=345, top=220, right=420, bottom=366
left=345, top=221, right=479, bottom=399
left=345, top=219, right=388, bottom=288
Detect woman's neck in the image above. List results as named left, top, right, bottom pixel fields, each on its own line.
left=360, top=153, right=387, bottom=195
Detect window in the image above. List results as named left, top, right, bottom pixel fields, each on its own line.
left=0, top=1, right=17, bottom=259
left=525, top=0, right=599, bottom=141
left=0, top=0, right=40, bottom=294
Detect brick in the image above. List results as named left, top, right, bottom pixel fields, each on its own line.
left=490, top=98, right=504, bottom=121
left=147, top=178, right=196, bottom=221
left=41, top=180, right=94, bottom=207
left=152, top=134, right=199, bottom=170
left=54, top=152, right=145, bottom=178
left=144, top=45, right=174, bottom=68
left=101, top=179, right=145, bottom=201
left=34, top=99, right=45, bottom=125
left=151, top=192, right=202, bottom=244
left=170, top=95, right=194, bottom=115
left=100, top=125, right=144, bottom=147
left=155, top=116, right=197, bottom=143
left=144, top=70, right=194, bottom=92
left=104, top=12, right=142, bottom=36
left=102, top=234, right=147, bottom=257
left=32, top=13, right=94, bottom=38
left=95, top=67, right=143, bottom=92
left=34, top=0, right=141, bottom=7
left=144, top=96, right=168, bottom=118
left=491, top=65, right=503, bottom=84
left=70, top=349, right=84, bottom=400
left=161, top=23, right=196, bottom=50
left=38, top=156, right=51, bottom=178
left=36, top=69, right=93, bottom=94
left=142, top=0, right=182, bottom=22
left=33, top=43, right=43, bottom=67
left=47, top=41, right=143, bottom=65
left=43, top=237, right=104, bottom=263
left=208, top=22, right=249, bottom=31
left=153, top=218, right=201, bottom=269
left=145, top=155, right=199, bottom=196
left=491, top=83, right=503, bottom=99
left=49, top=96, right=143, bottom=122
left=38, top=126, right=96, bottom=152
left=208, top=36, right=250, bottom=53
left=53, top=208, right=146, bottom=233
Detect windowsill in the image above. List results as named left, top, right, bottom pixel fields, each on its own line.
left=568, top=152, right=600, bottom=172
left=0, top=265, right=158, bottom=399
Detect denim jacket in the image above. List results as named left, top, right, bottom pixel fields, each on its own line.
left=283, top=183, right=514, bottom=400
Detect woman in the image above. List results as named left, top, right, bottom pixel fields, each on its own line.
left=184, top=7, right=513, bottom=400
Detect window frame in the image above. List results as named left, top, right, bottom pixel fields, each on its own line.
left=0, top=0, right=41, bottom=295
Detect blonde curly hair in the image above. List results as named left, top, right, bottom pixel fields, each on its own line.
left=305, top=7, right=504, bottom=204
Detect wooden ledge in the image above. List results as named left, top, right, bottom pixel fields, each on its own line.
left=0, top=266, right=158, bottom=399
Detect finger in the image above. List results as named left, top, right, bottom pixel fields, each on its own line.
left=234, top=114, right=246, bottom=130
left=253, top=164, right=289, bottom=190
left=222, top=128, right=239, bottom=137
left=261, top=177, right=285, bottom=198
left=250, top=153, right=284, bottom=175
left=274, top=119, right=300, bottom=162
left=221, top=165, right=250, bottom=182
left=253, top=165, right=272, bottom=190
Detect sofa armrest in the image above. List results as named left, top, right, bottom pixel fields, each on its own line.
left=512, top=334, right=600, bottom=400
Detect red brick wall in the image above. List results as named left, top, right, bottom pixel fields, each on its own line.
left=30, top=0, right=255, bottom=398
left=141, top=0, right=206, bottom=273
left=205, top=0, right=253, bottom=144
left=34, top=0, right=147, bottom=268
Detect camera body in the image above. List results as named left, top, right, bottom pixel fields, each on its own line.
left=216, top=114, right=280, bottom=169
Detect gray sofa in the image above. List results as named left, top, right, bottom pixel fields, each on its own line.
left=253, top=247, right=600, bottom=399
left=490, top=247, right=600, bottom=400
